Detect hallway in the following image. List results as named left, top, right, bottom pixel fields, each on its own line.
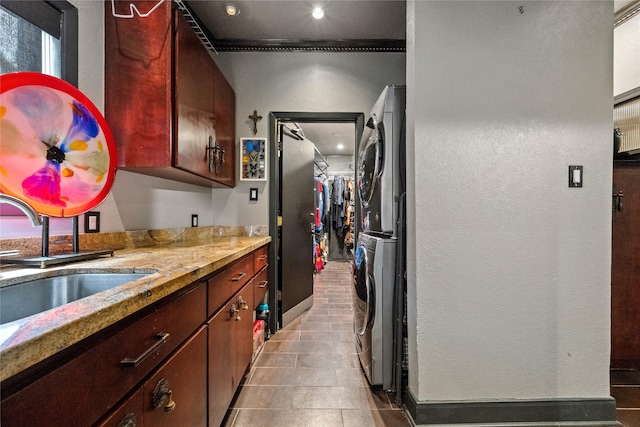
left=223, top=260, right=411, bottom=427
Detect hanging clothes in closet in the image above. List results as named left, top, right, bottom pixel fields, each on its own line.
left=314, top=177, right=329, bottom=272
left=330, top=175, right=353, bottom=257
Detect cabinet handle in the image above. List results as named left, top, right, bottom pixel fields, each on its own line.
left=231, top=272, right=247, bottom=282
left=237, top=295, right=249, bottom=311
left=206, top=136, right=225, bottom=175
left=120, top=332, right=170, bottom=367
left=230, top=303, right=241, bottom=321
left=258, top=255, right=268, bottom=260
left=258, top=280, right=268, bottom=288
left=117, top=413, right=137, bottom=427
left=152, top=378, right=176, bottom=412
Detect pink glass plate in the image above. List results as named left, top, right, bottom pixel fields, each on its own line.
left=0, top=72, right=117, bottom=217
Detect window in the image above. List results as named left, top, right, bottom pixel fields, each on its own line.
left=0, top=0, right=77, bottom=85
left=0, top=0, right=78, bottom=232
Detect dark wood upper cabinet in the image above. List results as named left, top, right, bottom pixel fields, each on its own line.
left=105, top=0, right=236, bottom=187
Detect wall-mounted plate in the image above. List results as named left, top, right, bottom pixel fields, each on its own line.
left=0, top=72, right=117, bottom=217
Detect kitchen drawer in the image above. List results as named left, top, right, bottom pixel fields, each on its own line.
left=208, top=254, right=253, bottom=317
left=253, top=266, right=269, bottom=305
left=253, top=245, right=269, bottom=272
left=1, top=282, right=206, bottom=427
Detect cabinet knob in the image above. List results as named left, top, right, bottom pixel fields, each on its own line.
left=152, top=378, right=176, bottom=413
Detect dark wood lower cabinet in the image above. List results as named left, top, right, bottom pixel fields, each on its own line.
left=208, top=280, right=254, bottom=427
left=143, top=326, right=207, bottom=426
left=208, top=296, right=238, bottom=427
left=1, top=245, right=269, bottom=427
left=98, top=327, right=207, bottom=427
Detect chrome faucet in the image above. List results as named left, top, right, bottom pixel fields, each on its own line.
left=0, top=194, right=42, bottom=226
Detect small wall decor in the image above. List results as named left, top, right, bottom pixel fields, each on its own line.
left=240, top=138, right=267, bottom=181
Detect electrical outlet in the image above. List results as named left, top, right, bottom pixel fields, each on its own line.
left=191, top=214, right=198, bottom=227
left=84, top=212, right=100, bottom=233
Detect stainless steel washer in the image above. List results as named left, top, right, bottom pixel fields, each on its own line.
left=353, top=232, right=396, bottom=389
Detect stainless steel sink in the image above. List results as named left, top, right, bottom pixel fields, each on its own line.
left=0, top=272, right=151, bottom=325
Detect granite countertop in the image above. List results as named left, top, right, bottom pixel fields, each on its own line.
left=0, top=235, right=270, bottom=382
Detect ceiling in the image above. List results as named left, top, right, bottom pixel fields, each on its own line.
left=295, top=122, right=356, bottom=157
left=183, top=0, right=406, bottom=52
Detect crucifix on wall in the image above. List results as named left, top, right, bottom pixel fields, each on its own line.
left=249, top=110, right=262, bottom=135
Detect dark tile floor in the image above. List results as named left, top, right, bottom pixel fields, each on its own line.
left=223, top=260, right=412, bottom=427
left=611, top=366, right=640, bottom=427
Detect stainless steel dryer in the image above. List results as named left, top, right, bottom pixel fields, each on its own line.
left=357, top=85, right=406, bottom=237
left=353, top=232, right=396, bottom=389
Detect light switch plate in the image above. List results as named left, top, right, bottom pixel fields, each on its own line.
left=569, top=165, right=583, bottom=188
left=191, top=214, right=198, bottom=227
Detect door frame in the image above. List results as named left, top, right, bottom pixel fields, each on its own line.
left=267, top=112, right=364, bottom=333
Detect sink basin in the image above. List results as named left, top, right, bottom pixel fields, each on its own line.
left=0, top=272, right=151, bottom=325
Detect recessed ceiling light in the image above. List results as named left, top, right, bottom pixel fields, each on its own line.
left=337, top=144, right=344, bottom=150
left=312, top=7, right=324, bottom=19
left=225, top=3, right=239, bottom=16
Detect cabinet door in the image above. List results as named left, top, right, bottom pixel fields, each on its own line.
left=144, top=327, right=207, bottom=427
left=208, top=299, right=238, bottom=427
left=174, top=11, right=215, bottom=179
left=212, top=61, right=236, bottom=186
left=105, top=0, right=173, bottom=169
left=235, top=281, right=255, bottom=382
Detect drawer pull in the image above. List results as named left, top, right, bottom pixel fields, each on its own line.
left=258, top=255, right=268, bottom=260
left=258, top=280, right=268, bottom=288
left=231, top=272, right=247, bottom=282
left=121, top=332, right=170, bottom=367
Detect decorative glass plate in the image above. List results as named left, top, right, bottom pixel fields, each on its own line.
left=0, top=72, right=117, bottom=217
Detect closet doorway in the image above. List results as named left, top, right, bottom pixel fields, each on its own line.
left=268, top=112, right=364, bottom=332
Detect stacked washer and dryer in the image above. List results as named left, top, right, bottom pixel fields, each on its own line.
left=353, top=85, right=406, bottom=395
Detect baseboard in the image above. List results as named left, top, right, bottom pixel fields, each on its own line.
left=404, top=389, right=619, bottom=426
left=282, top=294, right=313, bottom=327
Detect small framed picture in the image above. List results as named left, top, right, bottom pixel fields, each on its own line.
left=240, top=138, right=267, bottom=181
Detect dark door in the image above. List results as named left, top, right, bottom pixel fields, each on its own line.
left=611, top=164, right=640, bottom=366
left=279, top=129, right=315, bottom=327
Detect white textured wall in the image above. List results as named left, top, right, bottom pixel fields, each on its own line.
left=211, top=52, right=405, bottom=225
left=614, top=12, right=640, bottom=96
left=407, top=0, right=613, bottom=401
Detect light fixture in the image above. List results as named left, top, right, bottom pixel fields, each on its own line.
left=225, top=3, right=239, bottom=16
left=312, top=7, right=324, bottom=19
left=337, top=144, right=344, bottom=150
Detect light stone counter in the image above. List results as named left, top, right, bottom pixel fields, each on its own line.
left=0, top=233, right=270, bottom=382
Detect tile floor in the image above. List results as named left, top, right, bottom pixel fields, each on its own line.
left=223, top=260, right=412, bottom=427
left=611, top=366, right=640, bottom=427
